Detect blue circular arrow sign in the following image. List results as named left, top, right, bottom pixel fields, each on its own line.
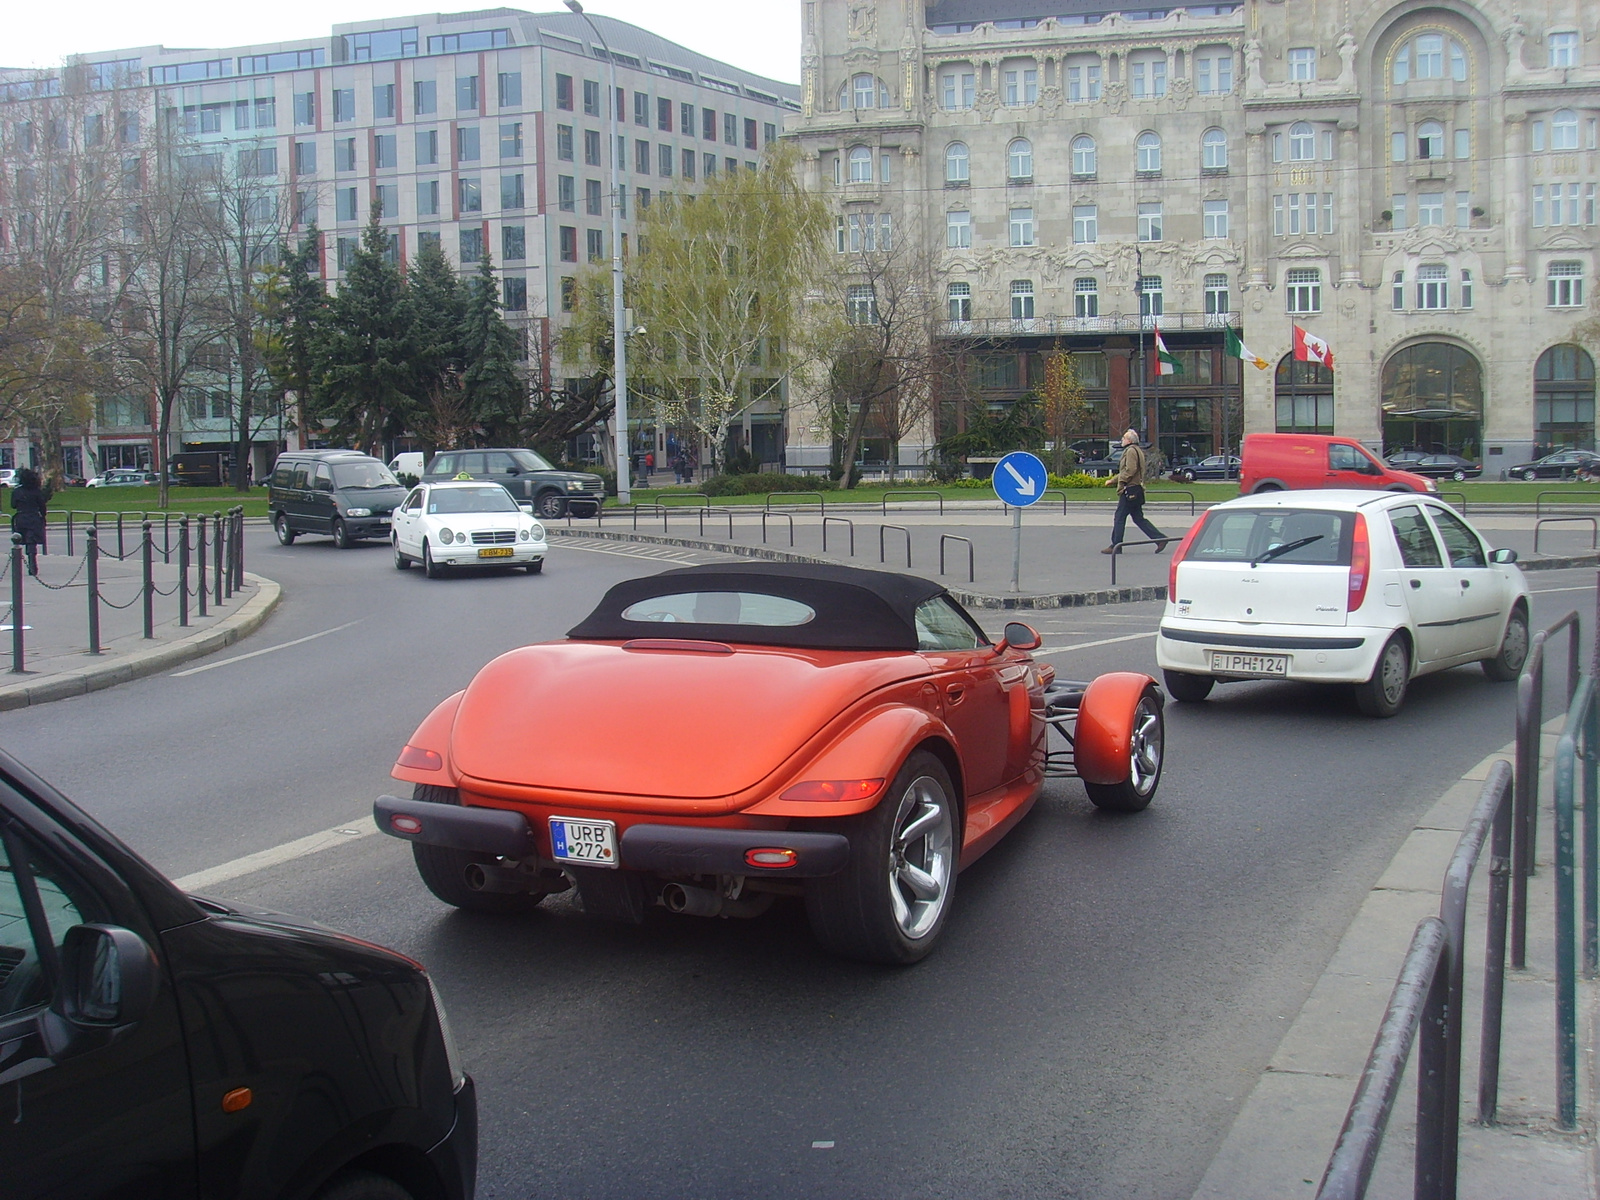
left=992, top=451, right=1048, bottom=507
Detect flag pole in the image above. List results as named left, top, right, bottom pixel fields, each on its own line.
left=1289, top=317, right=1298, bottom=431
left=1136, top=246, right=1149, bottom=452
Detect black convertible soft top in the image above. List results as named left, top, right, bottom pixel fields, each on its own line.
left=567, top=562, right=951, bottom=651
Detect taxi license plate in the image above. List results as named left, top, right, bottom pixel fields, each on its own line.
left=1209, top=651, right=1289, bottom=677
left=549, top=817, right=618, bottom=868
left=478, top=547, right=514, bottom=558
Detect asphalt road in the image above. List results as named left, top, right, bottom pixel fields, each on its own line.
left=2, top=528, right=1593, bottom=1199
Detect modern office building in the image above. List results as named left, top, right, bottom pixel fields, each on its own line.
left=0, top=9, right=799, bottom=478
left=786, top=0, right=1597, bottom=474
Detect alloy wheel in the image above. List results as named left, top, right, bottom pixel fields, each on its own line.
left=1128, top=696, right=1164, bottom=796
left=886, top=775, right=954, bottom=940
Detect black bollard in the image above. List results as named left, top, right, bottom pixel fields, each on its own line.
left=10, top=535, right=23, bottom=674
left=196, top=514, right=208, bottom=618
left=87, top=528, right=101, bottom=654
left=141, top=521, right=154, bottom=639
left=213, top=511, right=224, bottom=605
left=178, top=517, right=190, bottom=627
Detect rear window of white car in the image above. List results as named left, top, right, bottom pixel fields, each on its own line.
left=1189, top=509, right=1354, bottom=567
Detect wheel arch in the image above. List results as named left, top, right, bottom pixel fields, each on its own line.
left=317, top=1144, right=449, bottom=1200
left=1075, top=672, right=1160, bottom=785
left=911, top=734, right=966, bottom=837
left=1251, top=479, right=1287, bottom=494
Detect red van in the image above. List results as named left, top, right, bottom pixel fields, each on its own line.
left=1239, top=433, right=1436, bottom=495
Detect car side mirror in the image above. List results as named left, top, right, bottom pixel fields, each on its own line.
left=1490, top=548, right=1518, bottom=564
left=997, top=622, right=1042, bottom=653
left=59, top=925, right=160, bottom=1027
left=519, top=502, right=534, bottom=515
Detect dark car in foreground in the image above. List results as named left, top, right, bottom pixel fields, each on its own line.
left=1506, top=449, right=1600, bottom=481
left=423, top=448, right=605, bottom=519
left=1387, top=453, right=1483, bottom=481
left=0, top=749, right=475, bottom=1200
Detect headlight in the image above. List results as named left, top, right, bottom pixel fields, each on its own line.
left=344, top=507, right=372, bottom=517
left=425, top=975, right=467, bottom=1091
left=439, top=527, right=454, bottom=544
left=530, top=522, right=545, bottom=541
left=566, top=480, right=584, bottom=490
left=1425, top=480, right=1438, bottom=492
left=518, top=527, right=529, bottom=541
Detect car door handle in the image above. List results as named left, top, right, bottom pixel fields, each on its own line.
left=1461, top=580, right=1471, bottom=588
left=944, top=684, right=966, bottom=704
left=1410, top=579, right=1422, bottom=589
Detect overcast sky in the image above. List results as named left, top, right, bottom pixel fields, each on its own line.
left=4, top=1, right=801, bottom=83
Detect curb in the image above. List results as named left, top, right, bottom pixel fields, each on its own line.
left=0, top=573, right=281, bottom=711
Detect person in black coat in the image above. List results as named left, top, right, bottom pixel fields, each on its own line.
left=9, top=468, right=51, bottom=576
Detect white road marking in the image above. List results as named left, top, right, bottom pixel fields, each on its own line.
left=170, top=620, right=362, bottom=677
left=1033, top=631, right=1159, bottom=656
left=173, top=819, right=376, bottom=893
left=1531, top=585, right=1597, bottom=594
left=811, top=1141, right=835, bottom=1150
left=550, top=539, right=709, bottom=564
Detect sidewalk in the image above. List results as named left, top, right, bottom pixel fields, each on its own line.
left=1192, top=724, right=1600, bottom=1199
left=0, top=543, right=279, bottom=710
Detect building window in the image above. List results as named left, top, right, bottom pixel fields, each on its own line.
left=1289, top=122, right=1315, bottom=162
left=500, top=174, right=524, bottom=209
left=1008, top=138, right=1033, bottom=181
left=460, top=228, right=484, bottom=264
left=1138, top=203, right=1162, bottom=242
left=1549, top=261, right=1584, bottom=307
left=294, top=92, right=315, bottom=126
left=501, top=123, right=523, bottom=159
left=587, top=228, right=604, bottom=262
left=1129, top=54, right=1167, bottom=98
left=583, top=79, right=600, bottom=117
left=1417, top=263, right=1449, bottom=309
left=457, top=126, right=480, bottom=161
left=632, top=91, right=648, bottom=126
left=294, top=141, right=316, bottom=174
left=586, top=178, right=603, bottom=216
left=456, top=75, right=480, bottom=113
left=373, top=134, right=396, bottom=169
left=458, top=178, right=481, bottom=213
left=1075, top=277, right=1099, bottom=318
left=1011, top=279, right=1035, bottom=320
left=503, top=277, right=527, bottom=311
left=1288, top=48, right=1317, bottom=81
left=1195, top=48, right=1233, bottom=94
left=1417, top=120, right=1445, bottom=159
left=373, top=83, right=395, bottom=119
left=1549, top=31, right=1579, bottom=68
left=1460, top=269, right=1473, bottom=309
left=413, top=80, right=436, bottom=116
left=941, top=70, right=976, bottom=110
left=1203, top=199, right=1229, bottom=238
left=1393, top=271, right=1406, bottom=310
left=1456, top=191, right=1471, bottom=227
left=1276, top=358, right=1335, bottom=434
left=332, top=88, right=354, bottom=123
left=1418, top=192, right=1444, bottom=226
left=946, top=142, right=969, bottom=183
left=1204, top=273, right=1229, bottom=315
left=847, top=284, right=877, bottom=324
left=1286, top=268, right=1321, bottom=313
left=1066, top=60, right=1102, bottom=102
left=659, top=144, right=673, bottom=176
left=584, top=130, right=601, bottom=166
left=415, top=129, right=439, bottom=165
left=1553, top=109, right=1579, bottom=151
left=1003, top=66, right=1038, bottom=106
left=1391, top=194, right=1408, bottom=230
left=847, top=145, right=872, bottom=182
left=1010, top=207, right=1035, bottom=247
left=559, top=226, right=577, bottom=262
left=1394, top=34, right=1467, bottom=84
left=417, top=179, right=439, bottom=216
left=724, top=113, right=738, bottom=145
left=657, top=97, right=673, bottom=131
left=1073, top=205, right=1097, bottom=244
left=334, top=137, right=357, bottom=172
left=1138, top=275, right=1163, bottom=317
left=336, top=187, right=358, bottom=222
left=1136, top=131, right=1161, bottom=173
left=560, top=277, right=576, bottom=311
left=1202, top=128, right=1228, bottom=171
left=947, top=209, right=971, bottom=248
left=745, top=119, right=758, bottom=150
left=682, top=149, right=695, bottom=180
left=948, top=282, right=972, bottom=322
left=1535, top=345, right=1597, bottom=449
left=682, top=102, right=696, bottom=137
left=636, top=139, right=651, bottom=174
left=1072, top=135, right=1096, bottom=177
left=556, top=125, right=573, bottom=161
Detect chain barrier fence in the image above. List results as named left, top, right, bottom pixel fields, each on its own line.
left=8, top=507, right=246, bottom=674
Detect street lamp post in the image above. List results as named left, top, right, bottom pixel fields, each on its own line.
left=564, top=0, right=630, bottom=504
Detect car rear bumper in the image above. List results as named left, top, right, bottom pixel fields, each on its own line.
left=1157, top=619, right=1388, bottom=684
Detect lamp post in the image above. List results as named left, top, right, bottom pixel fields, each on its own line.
left=564, top=0, right=630, bottom=503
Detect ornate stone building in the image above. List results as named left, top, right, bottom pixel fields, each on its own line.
left=786, top=0, right=1598, bottom=475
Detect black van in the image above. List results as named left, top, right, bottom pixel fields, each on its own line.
left=422, top=449, right=604, bottom=519
left=269, top=451, right=409, bottom=548
left=0, top=748, right=476, bottom=1200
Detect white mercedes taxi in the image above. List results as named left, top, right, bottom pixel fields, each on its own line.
left=391, top=480, right=548, bottom=578
left=1157, top=490, right=1530, bottom=716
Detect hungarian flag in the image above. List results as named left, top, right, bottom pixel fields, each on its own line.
left=1153, top=327, right=1180, bottom=375
left=1293, top=324, right=1335, bottom=370
left=1224, top=325, right=1269, bottom=370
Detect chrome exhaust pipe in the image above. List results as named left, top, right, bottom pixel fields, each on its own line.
left=465, top=861, right=534, bottom=894
left=661, top=882, right=723, bottom=917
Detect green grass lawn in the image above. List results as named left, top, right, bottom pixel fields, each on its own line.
left=31, top=485, right=270, bottom=519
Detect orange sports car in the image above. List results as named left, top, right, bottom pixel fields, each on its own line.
left=375, top=564, right=1164, bottom=963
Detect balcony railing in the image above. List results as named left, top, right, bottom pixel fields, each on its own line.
left=939, top=311, right=1241, bottom=338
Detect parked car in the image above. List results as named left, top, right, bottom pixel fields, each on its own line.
left=0, top=468, right=14, bottom=489
left=1174, top=455, right=1241, bottom=483
left=1395, top=454, right=1483, bottom=481
left=392, top=481, right=548, bottom=577
left=85, top=469, right=156, bottom=487
left=1240, top=433, right=1436, bottom=495
left=390, top=452, right=426, bottom=480
left=375, top=563, right=1168, bottom=964
left=0, top=747, right=476, bottom=1200
left=268, top=450, right=409, bottom=548
left=1505, top=449, right=1600, bottom=481
left=1157, top=490, right=1529, bottom=717
left=422, top=449, right=604, bottom=520
left=1383, top=449, right=1430, bottom=469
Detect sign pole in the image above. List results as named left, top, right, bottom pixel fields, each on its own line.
left=1012, top=504, right=1022, bottom=593
left=992, top=450, right=1046, bottom=594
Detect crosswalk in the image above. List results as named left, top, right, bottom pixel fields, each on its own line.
left=548, top=536, right=724, bottom=566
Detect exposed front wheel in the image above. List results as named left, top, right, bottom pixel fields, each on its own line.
left=1355, top=635, right=1411, bottom=717
left=1162, top=670, right=1213, bottom=703
left=1453, top=470, right=1467, bottom=481
left=1483, top=607, right=1529, bottom=683
left=805, top=750, right=958, bottom=965
left=535, top=491, right=566, bottom=520
left=332, top=519, right=351, bottom=549
left=274, top=513, right=296, bottom=545
left=409, top=784, right=550, bottom=914
left=423, top=542, right=444, bottom=579
left=1082, top=688, right=1164, bottom=812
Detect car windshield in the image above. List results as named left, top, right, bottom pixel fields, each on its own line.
left=620, top=592, right=816, bottom=626
left=511, top=449, right=556, bottom=472
left=1189, top=508, right=1354, bottom=567
left=331, top=461, right=400, bottom=489
left=427, top=486, right=519, bottom=515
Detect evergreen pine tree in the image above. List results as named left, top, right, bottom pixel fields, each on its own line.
left=460, top=252, right=525, bottom=444
left=407, top=238, right=470, bottom=452
left=317, top=212, right=412, bottom=451
left=264, top=227, right=330, bottom=435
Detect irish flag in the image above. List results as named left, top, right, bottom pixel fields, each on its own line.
left=1293, top=324, right=1336, bottom=370
left=1224, top=325, right=1269, bottom=370
left=1153, top=327, right=1180, bottom=375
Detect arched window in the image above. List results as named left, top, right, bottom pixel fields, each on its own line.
left=1394, top=33, right=1468, bottom=84
left=853, top=74, right=878, bottom=109
left=1136, top=131, right=1161, bottom=173
left=847, top=145, right=872, bottom=183
left=1552, top=109, right=1579, bottom=151
left=1008, top=138, right=1033, bottom=181
left=1202, top=127, right=1228, bottom=170
left=1011, top=279, right=1035, bottom=321
left=1382, top=343, right=1483, bottom=455
left=1277, top=354, right=1335, bottom=433
left=1289, top=122, right=1315, bottom=162
left=1535, top=345, right=1596, bottom=450
left=1417, top=120, right=1445, bottom=160
left=1075, top=277, right=1099, bottom=318
left=1072, top=134, right=1097, bottom=177
left=945, top=141, right=969, bottom=183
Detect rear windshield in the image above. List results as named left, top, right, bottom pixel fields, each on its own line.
left=330, top=461, right=400, bottom=489
left=428, top=486, right=518, bottom=514
left=1189, top=508, right=1354, bottom=567
left=620, top=592, right=816, bottom=627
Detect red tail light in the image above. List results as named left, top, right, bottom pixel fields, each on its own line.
left=1348, top=512, right=1370, bottom=612
left=397, top=745, right=442, bottom=771
left=745, top=848, right=799, bottom=869
left=779, top=779, right=884, bottom=803
left=1168, top=520, right=1204, bottom=601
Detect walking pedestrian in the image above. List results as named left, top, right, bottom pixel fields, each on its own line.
left=9, top=467, right=51, bottom=575
left=1101, top=430, right=1168, bottom=554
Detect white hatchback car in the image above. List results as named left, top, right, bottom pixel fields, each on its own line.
left=391, top=480, right=549, bottom=577
left=1157, top=490, right=1530, bottom=716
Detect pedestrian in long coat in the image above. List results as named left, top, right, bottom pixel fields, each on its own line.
left=9, top=467, right=51, bottom=576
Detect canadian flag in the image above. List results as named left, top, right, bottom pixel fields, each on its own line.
left=1293, top=325, right=1335, bottom=371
